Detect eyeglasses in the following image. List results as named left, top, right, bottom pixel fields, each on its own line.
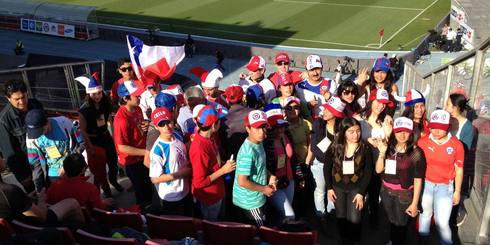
left=285, top=105, right=300, bottom=111
left=277, top=61, right=289, bottom=66
left=342, top=90, right=356, bottom=96
left=119, top=66, right=133, bottom=72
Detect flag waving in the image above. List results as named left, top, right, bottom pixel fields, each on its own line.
left=378, top=28, right=385, bottom=37
left=127, top=35, right=185, bottom=86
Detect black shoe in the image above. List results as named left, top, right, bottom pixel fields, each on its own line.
left=456, top=209, right=467, bottom=227
left=110, top=181, right=124, bottom=192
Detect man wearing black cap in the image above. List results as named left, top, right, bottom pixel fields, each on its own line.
left=0, top=80, right=43, bottom=193
left=25, top=109, right=85, bottom=192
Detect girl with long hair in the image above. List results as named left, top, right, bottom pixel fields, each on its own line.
left=336, top=80, right=362, bottom=119
left=397, top=85, right=431, bottom=141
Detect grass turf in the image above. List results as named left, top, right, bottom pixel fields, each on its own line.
left=43, top=0, right=450, bottom=50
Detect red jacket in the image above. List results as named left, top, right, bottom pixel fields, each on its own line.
left=46, top=176, right=107, bottom=210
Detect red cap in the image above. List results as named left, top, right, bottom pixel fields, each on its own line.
left=151, top=107, right=172, bottom=126
left=246, top=56, right=266, bottom=72
left=274, top=53, right=290, bottom=64
left=224, top=85, right=244, bottom=103
left=369, top=89, right=394, bottom=107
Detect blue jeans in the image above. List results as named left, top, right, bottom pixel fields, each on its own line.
left=418, top=180, right=454, bottom=245
left=269, top=179, right=295, bottom=221
left=311, top=159, right=335, bottom=216
left=200, top=199, right=222, bottom=221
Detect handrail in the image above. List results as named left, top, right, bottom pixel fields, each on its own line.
left=422, top=37, right=490, bottom=78
left=0, top=60, right=105, bottom=74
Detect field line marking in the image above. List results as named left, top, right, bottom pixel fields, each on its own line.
left=273, top=0, right=424, bottom=11
left=97, top=15, right=376, bottom=49
left=380, top=0, right=441, bottom=48
left=401, top=32, right=429, bottom=47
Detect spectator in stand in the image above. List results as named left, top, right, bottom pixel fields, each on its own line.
left=455, top=28, right=464, bottom=52
left=271, top=73, right=312, bottom=122
left=139, top=79, right=162, bottom=121
left=374, top=117, right=426, bottom=245
left=190, top=67, right=228, bottom=108
left=397, top=85, right=431, bottom=141
left=0, top=80, right=43, bottom=193
left=267, top=52, right=303, bottom=87
left=324, top=117, right=373, bottom=244
left=359, top=89, right=394, bottom=228
left=264, top=103, right=301, bottom=223
left=113, top=80, right=153, bottom=208
left=26, top=109, right=85, bottom=192
left=76, top=73, right=124, bottom=197
left=446, top=28, right=457, bottom=52
left=356, top=57, right=398, bottom=116
left=177, top=86, right=206, bottom=141
left=336, top=80, right=362, bottom=119
left=190, top=105, right=236, bottom=221
left=149, top=107, right=192, bottom=216
left=283, top=96, right=312, bottom=169
left=309, top=96, right=345, bottom=218
left=441, top=23, right=449, bottom=40
left=185, top=34, right=195, bottom=58
left=111, top=58, right=139, bottom=103
left=239, top=55, right=276, bottom=103
left=417, top=110, right=464, bottom=245
left=46, top=153, right=112, bottom=210
left=233, top=110, right=276, bottom=226
left=296, top=55, right=338, bottom=120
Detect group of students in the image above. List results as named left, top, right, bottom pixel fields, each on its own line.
left=0, top=51, right=475, bottom=245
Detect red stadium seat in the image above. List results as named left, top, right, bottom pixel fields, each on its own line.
left=259, top=226, right=318, bottom=245
left=0, top=218, right=14, bottom=240
left=146, top=214, right=201, bottom=240
left=11, top=220, right=76, bottom=245
left=92, top=208, right=143, bottom=231
left=202, top=220, right=256, bottom=245
left=76, top=229, right=138, bottom=245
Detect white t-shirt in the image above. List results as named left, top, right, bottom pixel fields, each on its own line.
left=149, top=137, right=190, bottom=201
left=139, top=89, right=157, bottom=120
left=238, top=76, right=276, bottom=103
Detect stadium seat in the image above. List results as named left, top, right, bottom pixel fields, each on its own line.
left=202, top=220, right=257, bottom=245
left=146, top=214, right=201, bottom=240
left=76, top=229, right=138, bottom=245
left=259, top=226, right=318, bottom=245
left=92, top=208, right=144, bottom=231
left=0, top=218, right=14, bottom=240
left=11, top=220, right=76, bottom=245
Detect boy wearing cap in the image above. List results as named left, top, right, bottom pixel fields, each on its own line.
left=149, top=107, right=192, bottom=215
left=139, top=79, right=162, bottom=121
left=417, top=110, right=464, bottom=245
left=267, top=53, right=303, bottom=87
left=113, top=80, right=153, bottom=207
left=111, top=58, right=138, bottom=103
left=25, top=109, right=85, bottom=192
left=296, top=55, right=338, bottom=119
left=190, top=105, right=236, bottom=221
left=177, top=86, right=206, bottom=141
left=239, top=55, right=276, bottom=103
left=233, top=110, right=276, bottom=226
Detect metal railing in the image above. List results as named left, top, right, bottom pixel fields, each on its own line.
left=402, top=37, right=490, bottom=244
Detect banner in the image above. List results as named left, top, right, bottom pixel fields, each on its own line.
left=450, top=5, right=466, bottom=24
left=459, top=22, right=474, bottom=44
left=20, top=18, right=75, bottom=38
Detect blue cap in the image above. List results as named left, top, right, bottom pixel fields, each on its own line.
left=246, top=84, right=264, bottom=109
left=25, top=109, right=47, bottom=139
left=155, top=92, right=177, bottom=109
left=373, top=57, right=391, bottom=73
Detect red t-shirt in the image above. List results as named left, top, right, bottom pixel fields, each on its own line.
left=46, top=176, right=107, bottom=210
left=417, top=134, right=464, bottom=184
left=113, top=106, right=146, bottom=165
left=268, top=70, right=303, bottom=87
left=189, top=133, right=225, bottom=205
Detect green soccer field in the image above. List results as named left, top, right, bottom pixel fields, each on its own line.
left=45, top=0, right=450, bottom=50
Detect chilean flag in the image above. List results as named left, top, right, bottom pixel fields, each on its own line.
left=127, top=35, right=185, bottom=87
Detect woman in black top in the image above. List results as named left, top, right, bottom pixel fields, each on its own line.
left=324, top=117, right=373, bottom=243
left=77, top=74, right=123, bottom=196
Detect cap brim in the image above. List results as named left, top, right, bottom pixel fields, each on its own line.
left=249, top=121, right=268, bottom=128
left=155, top=119, right=172, bottom=127
left=246, top=64, right=259, bottom=72
left=394, top=128, right=412, bottom=133
left=131, top=86, right=145, bottom=97
left=429, top=122, right=450, bottom=131
left=325, top=104, right=345, bottom=118
left=27, top=127, right=44, bottom=139
left=377, top=99, right=394, bottom=107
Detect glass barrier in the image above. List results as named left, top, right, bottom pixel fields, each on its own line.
left=451, top=57, right=475, bottom=98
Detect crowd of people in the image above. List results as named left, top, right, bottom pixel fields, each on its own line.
left=0, top=51, right=476, bottom=244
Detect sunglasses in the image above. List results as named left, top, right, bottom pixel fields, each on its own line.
left=277, top=61, right=289, bottom=66
left=285, top=105, right=300, bottom=111
left=342, top=90, right=356, bottom=95
left=119, top=66, right=133, bottom=72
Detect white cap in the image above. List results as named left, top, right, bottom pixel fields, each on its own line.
left=393, top=117, right=413, bottom=133
left=305, top=55, right=323, bottom=70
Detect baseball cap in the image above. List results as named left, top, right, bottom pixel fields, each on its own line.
left=429, top=109, right=450, bottom=131
left=75, top=72, right=103, bottom=94
left=246, top=84, right=265, bottom=108
left=155, top=91, right=177, bottom=109
left=117, top=80, right=145, bottom=97
left=393, top=117, right=413, bottom=133
left=244, top=110, right=268, bottom=128
left=277, top=73, right=293, bottom=86
left=25, top=109, right=48, bottom=139
left=190, top=67, right=223, bottom=88
left=151, top=107, right=172, bottom=126
left=246, top=56, right=266, bottom=72
left=163, top=84, right=185, bottom=106
left=322, top=96, right=346, bottom=118
left=264, top=103, right=287, bottom=127
left=282, top=96, right=301, bottom=107
left=373, top=57, right=391, bottom=73
left=195, top=105, right=219, bottom=127
left=305, top=55, right=323, bottom=70
left=369, top=89, right=394, bottom=107
left=274, top=53, right=290, bottom=64
left=224, top=84, right=244, bottom=104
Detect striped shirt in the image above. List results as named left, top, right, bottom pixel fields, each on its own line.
left=233, top=139, right=267, bottom=210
